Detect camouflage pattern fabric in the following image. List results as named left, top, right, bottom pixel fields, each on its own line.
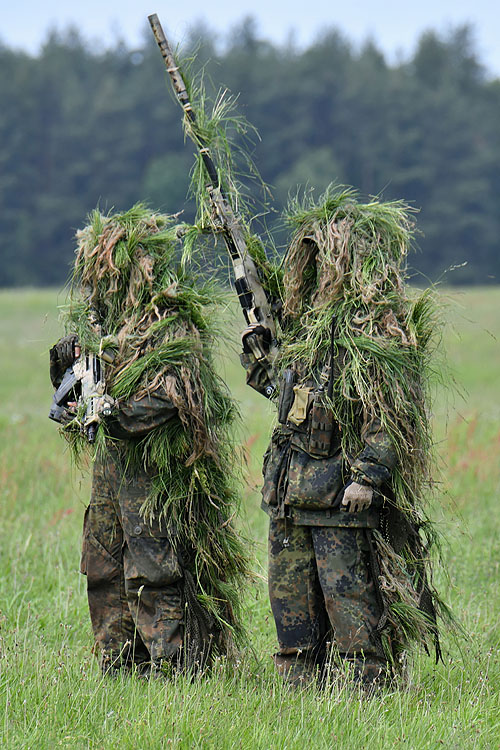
left=51, top=331, right=229, bottom=676
left=261, top=419, right=396, bottom=524
left=350, top=418, right=397, bottom=489
left=243, top=348, right=397, bottom=521
left=240, top=350, right=272, bottom=398
left=242, top=345, right=395, bottom=685
left=80, top=447, right=185, bottom=673
left=268, top=519, right=387, bottom=686
left=106, top=389, right=178, bottom=440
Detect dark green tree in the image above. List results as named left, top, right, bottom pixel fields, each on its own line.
left=0, top=20, right=498, bottom=286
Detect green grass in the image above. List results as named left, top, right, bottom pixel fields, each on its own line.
left=1, top=287, right=499, bottom=748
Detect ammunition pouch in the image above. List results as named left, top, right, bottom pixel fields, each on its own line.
left=261, top=422, right=345, bottom=515
left=284, top=444, right=346, bottom=511
left=308, top=399, right=337, bottom=458
left=265, top=368, right=347, bottom=515
left=277, top=369, right=339, bottom=458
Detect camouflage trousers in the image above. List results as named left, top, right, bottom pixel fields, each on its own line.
left=80, top=451, right=184, bottom=674
left=268, top=518, right=387, bottom=686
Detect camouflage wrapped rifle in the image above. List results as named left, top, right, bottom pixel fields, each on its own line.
left=148, top=13, right=278, bottom=397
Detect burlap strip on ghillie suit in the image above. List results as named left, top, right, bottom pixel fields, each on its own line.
left=277, top=186, right=455, bottom=663
left=63, top=203, right=249, bottom=664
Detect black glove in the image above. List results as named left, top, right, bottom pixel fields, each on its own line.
left=241, top=324, right=272, bottom=355
left=59, top=404, right=78, bottom=426
left=49, top=334, right=79, bottom=387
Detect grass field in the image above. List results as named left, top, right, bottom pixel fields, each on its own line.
left=0, top=287, right=499, bottom=749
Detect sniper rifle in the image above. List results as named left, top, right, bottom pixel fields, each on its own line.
left=148, top=13, right=278, bottom=397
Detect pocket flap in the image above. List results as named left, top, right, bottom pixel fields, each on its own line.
left=285, top=447, right=345, bottom=511
left=121, top=510, right=171, bottom=538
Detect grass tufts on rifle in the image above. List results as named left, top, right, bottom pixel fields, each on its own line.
left=62, top=203, right=250, bottom=659
left=175, top=56, right=284, bottom=303
left=278, top=185, right=459, bottom=661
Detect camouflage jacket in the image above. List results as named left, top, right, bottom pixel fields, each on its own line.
left=106, top=389, right=178, bottom=440
left=50, top=336, right=178, bottom=441
left=241, top=348, right=397, bottom=528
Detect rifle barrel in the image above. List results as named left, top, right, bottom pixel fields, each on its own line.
left=148, top=14, right=220, bottom=188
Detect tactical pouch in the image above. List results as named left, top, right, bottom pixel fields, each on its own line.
left=308, top=398, right=337, bottom=457
left=278, top=369, right=296, bottom=425
left=287, top=385, right=312, bottom=426
left=283, top=446, right=345, bottom=511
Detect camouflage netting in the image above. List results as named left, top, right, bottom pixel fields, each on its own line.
left=62, top=203, right=250, bottom=658
left=277, top=186, right=455, bottom=662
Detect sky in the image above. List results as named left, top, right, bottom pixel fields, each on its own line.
left=2, top=0, right=499, bottom=76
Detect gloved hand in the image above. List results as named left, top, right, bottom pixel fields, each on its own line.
left=49, top=334, right=79, bottom=387
left=341, top=481, right=373, bottom=513
left=59, top=403, right=78, bottom=426
left=241, top=323, right=272, bottom=355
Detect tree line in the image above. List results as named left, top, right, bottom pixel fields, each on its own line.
left=1, top=19, right=498, bottom=287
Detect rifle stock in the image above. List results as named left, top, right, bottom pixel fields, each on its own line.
left=148, top=13, right=278, bottom=395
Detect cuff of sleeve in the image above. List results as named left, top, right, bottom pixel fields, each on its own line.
left=350, top=470, right=374, bottom=487
left=240, top=351, right=256, bottom=368
left=351, top=461, right=391, bottom=488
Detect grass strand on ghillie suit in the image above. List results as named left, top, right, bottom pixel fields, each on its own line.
left=278, top=186, right=456, bottom=663
left=62, top=203, right=250, bottom=659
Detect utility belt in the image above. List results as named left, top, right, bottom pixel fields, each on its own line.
left=277, top=368, right=340, bottom=458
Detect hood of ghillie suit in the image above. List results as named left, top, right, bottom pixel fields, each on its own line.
left=279, top=187, right=455, bottom=661
left=279, top=187, right=433, bottom=498
left=281, top=187, right=417, bottom=366
left=68, top=204, right=226, bottom=466
left=64, top=203, right=249, bottom=661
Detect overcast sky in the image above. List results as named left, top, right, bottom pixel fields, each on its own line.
left=2, top=0, right=499, bottom=76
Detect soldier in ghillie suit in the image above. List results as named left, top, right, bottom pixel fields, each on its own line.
left=49, top=204, right=249, bottom=676
left=240, top=187, right=451, bottom=688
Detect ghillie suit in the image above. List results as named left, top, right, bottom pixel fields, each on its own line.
left=241, top=187, right=452, bottom=685
left=53, top=204, right=249, bottom=674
